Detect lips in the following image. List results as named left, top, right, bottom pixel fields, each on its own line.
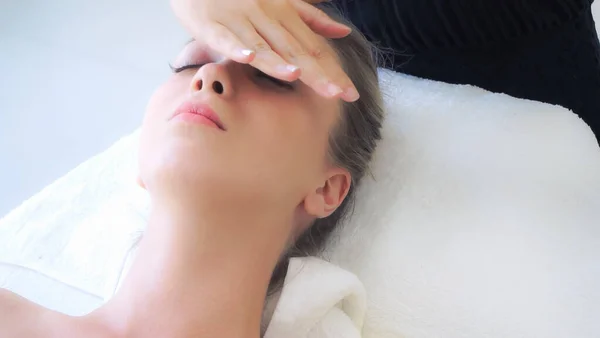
left=171, top=101, right=226, bottom=131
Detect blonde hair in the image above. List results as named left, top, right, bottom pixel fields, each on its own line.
left=269, top=3, right=385, bottom=294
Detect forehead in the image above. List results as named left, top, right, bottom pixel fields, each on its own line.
left=182, top=37, right=340, bottom=64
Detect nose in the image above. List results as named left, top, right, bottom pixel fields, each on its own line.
left=190, top=62, right=234, bottom=99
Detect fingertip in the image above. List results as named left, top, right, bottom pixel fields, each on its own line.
left=340, top=26, right=352, bottom=36
left=342, top=86, right=360, bottom=102
left=318, top=24, right=352, bottom=39
left=326, top=83, right=344, bottom=97
left=241, top=49, right=255, bottom=57
left=235, top=49, right=256, bottom=63
left=287, top=65, right=301, bottom=77
left=338, top=24, right=352, bottom=33
left=276, top=64, right=302, bottom=79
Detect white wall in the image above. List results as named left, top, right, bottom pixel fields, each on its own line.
left=0, top=0, right=188, bottom=215
left=1, top=1, right=599, bottom=216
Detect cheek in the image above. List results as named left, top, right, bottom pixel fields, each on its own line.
left=139, top=77, right=189, bottom=177
left=247, top=102, right=333, bottom=180
left=271, top=99, right=337, bottom=164
left=144, top=77, right=188, bottom=122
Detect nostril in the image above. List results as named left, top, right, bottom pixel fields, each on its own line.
left=196, top=80, right=203, bottom=91
left=212, top=81, right=224, bottom=94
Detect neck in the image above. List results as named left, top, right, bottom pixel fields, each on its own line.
left=89, top=202, right=293, bottom=338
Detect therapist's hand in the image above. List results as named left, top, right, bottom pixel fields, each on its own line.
left=171, top=0, right=359, bottom=102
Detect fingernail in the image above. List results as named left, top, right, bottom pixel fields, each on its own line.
left=277, top=64, right=300, bottom=74
left=339, top=24, right=352, bottom=32
left=240, top=49, right=255, bottom=57
left=327, top=83, right=343, bottom=97
left=344, top=87, right=360, bottom=101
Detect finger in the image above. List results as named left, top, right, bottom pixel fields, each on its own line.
left=204, top=23, right=257, bottom=64
left=292, top=0, right=351, bottom=39
left=250, top=51, right=302, bottom=82
left=222, top=19, right=302, bottom=82
left=282, top=8, right=358, bottom=101
left=251, top=11, right=343, bottom=100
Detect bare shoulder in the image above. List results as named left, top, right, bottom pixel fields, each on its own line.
left=0, top=289, right=115, bottom=338
left=0, top=288, right=39, bottom=317
left=0, top=288, right=50, bottom=337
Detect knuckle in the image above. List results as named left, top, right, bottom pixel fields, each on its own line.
left=269, top=0, right=287, bottom=8
left=208, top=23, right=228, bottom=36
left=307, top=46, right=326, bottom=59
left=253, top=42, right=272, bottom=52
left=286, top=46, right=308, bottom=59
left=213, top=28, right=228, bottom=40
left=265, top=17, right=280, bottom=27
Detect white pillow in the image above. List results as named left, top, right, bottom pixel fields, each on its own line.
left=325, top=70, right=600, bottom=338
left=1, top=69, right=599, bottom=337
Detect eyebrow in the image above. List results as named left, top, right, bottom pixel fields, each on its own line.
left=182, top=38, right=229, bottom=64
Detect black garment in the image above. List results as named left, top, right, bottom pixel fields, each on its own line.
left=333, top=0, right=600, bottom=141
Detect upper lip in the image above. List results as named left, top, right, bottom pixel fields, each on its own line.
left=171, top=101, right=226, bottom=131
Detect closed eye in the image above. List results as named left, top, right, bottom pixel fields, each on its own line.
left=169, top=63, right=205, bottom=73
left=255, top=70, right=294, bottom=91
left=169, top=63, right=295, bottom=91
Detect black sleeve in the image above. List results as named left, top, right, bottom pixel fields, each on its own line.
left=333, top=0, right=600, bottom=141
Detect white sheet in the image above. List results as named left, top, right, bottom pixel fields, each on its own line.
left=0, top=132, right=145, bottom=315
left=1, top=69, right=599, bottom=337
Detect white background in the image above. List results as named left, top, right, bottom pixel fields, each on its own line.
left=0, top=0, right=188, bottom=215
left=1, top=1, right=599, bottom=216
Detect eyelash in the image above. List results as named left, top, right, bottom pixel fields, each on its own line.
left=168, top=63, right=294, bottom=91
left=169, top=63, right=203, bottom=73
left=255, top=70, right=294, bottom=90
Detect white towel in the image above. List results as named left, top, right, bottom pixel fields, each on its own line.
left=264, top=257, right=366, bottom=338
left=325, top=70, right=600, bottom=338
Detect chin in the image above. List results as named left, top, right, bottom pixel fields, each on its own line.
left=166, top=119, right=221, bottom=140
left=141, top=148, right=222, bottom=195
left=161, top=139, right=211, bottom=169
left=141, top=134, right=211, bottom=175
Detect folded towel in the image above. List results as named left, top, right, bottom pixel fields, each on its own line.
left=264, top=257, right=366, bottom=338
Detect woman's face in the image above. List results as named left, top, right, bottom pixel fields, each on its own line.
left=138, top=40, right=350, bottom=222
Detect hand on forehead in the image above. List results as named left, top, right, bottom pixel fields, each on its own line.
left=175, top=37, right=339, bottom=70
left=170, top=0, right=359, bottom=102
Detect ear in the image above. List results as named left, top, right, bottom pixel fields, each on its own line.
left=304, top=168, right=351, bottom=219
